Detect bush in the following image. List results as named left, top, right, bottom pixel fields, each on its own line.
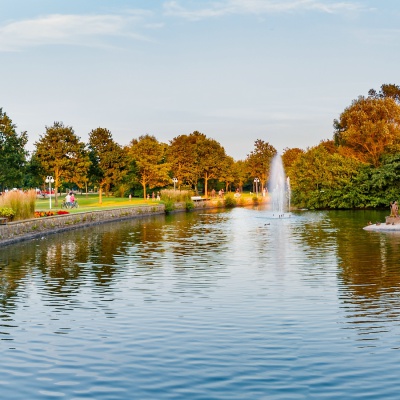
left=163, top=198, right=175, bottom=214
left=185, top=199, right=194, bottom=211
left=0, top=207, right=16, bottom=220
left=252, top=196, right=259, bottom=205
left=224, top=193, right=237, bottom=208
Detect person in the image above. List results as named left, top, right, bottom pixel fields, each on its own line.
left=65, top=192, right=71, bottom=208
left=70, top=192, right=75, bottom=204
left=394, top=201, right=399, bottom=217
left=129, top=194, right=132, bottom=201
left=157, top=191, right=160, bottom=201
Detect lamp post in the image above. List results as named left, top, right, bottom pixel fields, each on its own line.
left=172, top=177, right=178, bottom=191
left=45, top=176, right=54, bottom=209
left=254, top=178, right=260, bottom=197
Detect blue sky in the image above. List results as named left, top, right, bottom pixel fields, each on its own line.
left=1, top=0, right=399, bottom=160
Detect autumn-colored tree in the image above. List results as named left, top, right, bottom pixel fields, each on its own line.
left=218, top=155, right=235, bottom=192
left=334, top=95, right=400, bottom=167
left=282, top=148, right=304, bottom=171
left=127, top=134, right=170, bottom=199
left=0, top=108, right=28, bottom=190
left=196, top=133, right=227, bottom=197
left=246, top=139, right=277, bottom=191
left=168, top=133, right=200, bottom=190
left=232, top=160, right=249, bottom=192
left=368, top=83, right=400, bottom=103
left=35, top=122, right=90, bottom=206
left=88, top=127, right=128, bottom=204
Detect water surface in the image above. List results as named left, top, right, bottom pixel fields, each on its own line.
left=1, top=208, right=400, bottom=399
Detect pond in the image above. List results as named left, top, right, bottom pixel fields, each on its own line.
left=1, top=207, right=400, bottom=399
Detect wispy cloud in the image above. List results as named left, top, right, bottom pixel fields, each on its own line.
left=164, top=0, right=366, bottom=20
left=0, top=11, right=155, bottom=51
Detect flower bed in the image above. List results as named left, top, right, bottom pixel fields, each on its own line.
left=34, top=210, right=70, bottom=218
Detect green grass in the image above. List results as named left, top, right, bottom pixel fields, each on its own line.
left=36, top=193, right=160, bottom=213
left=35, top=192, right=266, bottom=214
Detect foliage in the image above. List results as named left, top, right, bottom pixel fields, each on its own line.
left=246, top=139, right=277, bottom=191
left=252, top=196, right=259, bottom=205
left=0, top=108, right=28, bottom=190
left=195, top=132, right=228, bottom=197
left=35, top=122, right=90, bottom=206
left=185, top=199, right=194, bottom=211
left=290, top=144, right=363, bottom=209
left=0, top=207, right=15, bottom=220
left=223, top=193, right=237, bottom=208
left=282, top=147, right=304, bottom=172
left=127, top=135, right=170, bottom=199
left=168, top=133, right=201, bottom=190
left=88, top=127, right=128, bottom=203
left=334, top=96, right=400, bottom=167
left=163, top=198, right=175, bottom=213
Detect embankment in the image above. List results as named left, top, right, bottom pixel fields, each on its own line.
left=0, top=200, right=221, bottom=246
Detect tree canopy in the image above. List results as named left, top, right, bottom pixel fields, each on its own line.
left=0, top=108, right=28, bottom=190
left=35, top=122, right=90, bottom=205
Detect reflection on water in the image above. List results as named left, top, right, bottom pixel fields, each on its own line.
left=1, top=208, right=400, bottom=399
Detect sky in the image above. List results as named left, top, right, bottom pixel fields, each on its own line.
left=1, top=0, right=399, bottom=161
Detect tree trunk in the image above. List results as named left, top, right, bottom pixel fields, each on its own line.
left=99, top=187, right=103, bottom=204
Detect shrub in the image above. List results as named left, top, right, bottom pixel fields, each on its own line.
left=252, top=196, right=259, bottom=205
left=0, top=207, right=16, bottom=220
left=185, top=199, right=194, bottom=211
left=224, top=193, right=237, bottom=208
left=163, top=199, right=175, bottom=214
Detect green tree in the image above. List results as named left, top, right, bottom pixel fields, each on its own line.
left=127, top=134, right=170, bottom=199
left=246, top=139, right=277, bottom=191
left=0, top=108, right=28, bottom=190
left=290, top=144, right=362, bottom=209
left=88, top=127, right=128, bottom=204
left=35, top=122, right=90, bottom=206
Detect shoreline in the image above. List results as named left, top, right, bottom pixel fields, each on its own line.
left=0, top=204, right=170, bottom=247
left=0, top=197, right=266, bottom=247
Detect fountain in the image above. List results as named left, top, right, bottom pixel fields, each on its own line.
left=267, top=154, right=291, bottom=218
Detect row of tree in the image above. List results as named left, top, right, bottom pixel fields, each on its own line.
left=0, top=111, right=278, bottom=205
left=2, top=83, right=400, bottom=209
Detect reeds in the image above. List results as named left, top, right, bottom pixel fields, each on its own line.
left=160, top=189, right=193, bottom=202
left=0, top=189, right=36, bottom=220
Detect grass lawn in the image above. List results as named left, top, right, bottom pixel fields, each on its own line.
left=36, top=193, right=160, bottom=213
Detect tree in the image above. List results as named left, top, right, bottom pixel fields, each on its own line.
left=368, top=83, right=400, bottom=103
left=290, top=144, right=362, bottom=209
left=35, top=122, right=90, bottom=206
left=168, top=133, right=201, bottom=190
left=245, top=139, right=277, bottom=191
left=0, top=108, right=28, bottom=190
left=88, top=127, right=128, bottom=204
left=334, top=95, right=400, bottom=167
left=127, top=134, right=170, bottom=199
left=219, top=156, right=236, bottom=192
left=195, top=133, right=227, bottom=197
left=282, top=147, right=304, bottom=171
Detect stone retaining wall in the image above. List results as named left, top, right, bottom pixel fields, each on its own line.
left=0, top=200, right=217, bottom=246
left=0, top=205, right=166, bottom=246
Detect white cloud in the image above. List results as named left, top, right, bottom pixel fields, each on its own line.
left=163, top=0, right=366, bottom=20
left=0, top=12, right=154, bottom=51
